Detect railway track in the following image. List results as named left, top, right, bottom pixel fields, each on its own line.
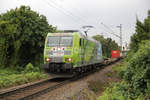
left=0, top=78, right=68, bottom=100
left=0, top=58, right=121, bottom=100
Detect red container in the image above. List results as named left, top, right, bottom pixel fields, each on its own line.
left=112, top=50, right=120, bottom=58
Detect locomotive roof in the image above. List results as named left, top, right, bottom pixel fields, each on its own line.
left=47, top=32, right=73, bottom=36
left=47, top=32, right=101, bottom=44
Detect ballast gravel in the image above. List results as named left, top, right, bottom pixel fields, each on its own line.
left=34, top=62, right=121, bottom=100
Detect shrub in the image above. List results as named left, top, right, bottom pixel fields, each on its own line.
left=99, top=82, right=130, bottom=100
left=123, top=40, right=150, bottom=98
left=24, top=63, right=34, bottom=73
left=99, top=41, right=150, bottom=100
left=88, top=80, right=106, bottom=93
left=0, top=68, right=47, bottom=89
left=24, top=63, right=40, bottom=73
left=112, top=63, right=127, bottom=79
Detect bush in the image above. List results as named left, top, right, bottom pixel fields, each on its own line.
left=123, top=40, right=150, bottom=98
left=99, top=82, right=130, bottom=100
left=24, top=63, right=34, bottom=72
left=24, top=63, right=40, bottom=73
left=99, top=40, right=150, bottom=100
left=0, top=68, right=47, bottom=89
left=88, top=80, right=106, bottom=93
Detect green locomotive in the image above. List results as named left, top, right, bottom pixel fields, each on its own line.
left=43, top=31, right=103, bottom=76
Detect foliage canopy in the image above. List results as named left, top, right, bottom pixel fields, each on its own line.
left=93, top=35, right=120, bottom=58
left=0, top=5, right=56, bottom=68
left=130, top=10, right=150, bottom=52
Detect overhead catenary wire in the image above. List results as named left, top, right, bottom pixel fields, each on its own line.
left=52, top=0, right=107, bottom=36
left=42, top=0, right=85, bottom=27
left=55, top=1, right=115, bottom=37
left=43, top=0, right=102, bottom=33
left=53, top=0, right=114, bottom=37
left=101, top=23, right=120, bottom=38
left=42, top=0, right=116, bottom=37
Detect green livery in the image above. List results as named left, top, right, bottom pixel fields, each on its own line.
left=43, top=31, right=103, bottom=75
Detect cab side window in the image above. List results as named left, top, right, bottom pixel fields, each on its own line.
left=82, top=39, right=84, bottom=46
left=80, top=38, right=85, bottom=47
left=79, top=38, right=82, bottom=46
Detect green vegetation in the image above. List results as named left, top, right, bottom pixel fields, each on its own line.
left=99, top=10, right=150, bottom=100
left=0, top=5, right=56, bottom=68
left=93, top=35, right=120, bottom=58
left=0, top=63, right=47, bottom=89
left=70, top=89, right=97, bottom=100
left=84, top=90, right=97, bottom=100
left=0, top=6, right=55, bottom=89
left=99, top=82, right=130, bottom=100
left=130, top=10, right=150, bottom=52
left=112, top=63, right=126, bottom=79
left=105, top=71, right=115, bottom=78
left=88, top=80, right=106, bottom=93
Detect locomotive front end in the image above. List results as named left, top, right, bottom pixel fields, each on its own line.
left=43, top=33, right=74, bottom=74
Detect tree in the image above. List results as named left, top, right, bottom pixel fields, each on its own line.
left=93, top=35, right=120, bottom=58
left=130, top=10, right=150, bottom=52
left=0, top=5, right=56, bottom=68
left=0, top=21, right=17, bottom=67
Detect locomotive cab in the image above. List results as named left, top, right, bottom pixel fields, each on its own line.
left=43, top=33, right=75, bottom=74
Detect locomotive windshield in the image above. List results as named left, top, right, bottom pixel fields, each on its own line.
left=47, top=36, right=73, bottom=47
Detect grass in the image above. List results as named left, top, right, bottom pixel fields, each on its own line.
left=112, top=62, right=127, bottom=79
left=98, top=82, right=130, bottom=100
left=84, top=90, right=97, bottom=100
left=105, top=72, right=114, bottom=78
left=86, top=63, right=124, bottom=100
left=98, top=62, right=128, bottom=100
left=88, top=80, right=107, bottom=93
left=69, top=89, right=98, bottom=100
left=0, top=67, right=47, bottom=89
left=112, top=63, right=123, bottom=72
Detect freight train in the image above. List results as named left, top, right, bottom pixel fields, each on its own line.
left=43, top=31, right=103, bottom=77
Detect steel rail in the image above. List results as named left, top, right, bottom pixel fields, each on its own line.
left=18, top=58, right=121, bottom=100
left=0, top=58, right=121, bottom=100
left=18, top=80, right=70, bottom=100
left=0, top=78, right=52, bottom=99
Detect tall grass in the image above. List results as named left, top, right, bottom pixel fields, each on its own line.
left=0, top=63, right=47, bottom=89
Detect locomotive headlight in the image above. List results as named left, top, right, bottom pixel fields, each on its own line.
left=68, top=58, right=72, bottom=61
left=66, top=58, right=72, bottom=62
left=46, top=58, right=51, bottom=62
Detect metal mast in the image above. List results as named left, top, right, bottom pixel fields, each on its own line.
left=101, top=23, right=123, bottom=52
left=117, top=24, right=122, bottom=52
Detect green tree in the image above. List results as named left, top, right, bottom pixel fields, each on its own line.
left=0, top=21, right=17, bottom=67
left=130, top=10, right=150, bottom=52
left=93, top=35, right=120, bottom=58
left=0, top=5, right=56, bottom=68
left=124, top=40, right=150, bottom=99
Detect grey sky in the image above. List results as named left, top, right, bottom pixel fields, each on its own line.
left=0, top=0, right=150, bottom=46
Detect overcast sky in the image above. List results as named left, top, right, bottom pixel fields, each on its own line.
left=0, top=0, right=150, bottom=46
